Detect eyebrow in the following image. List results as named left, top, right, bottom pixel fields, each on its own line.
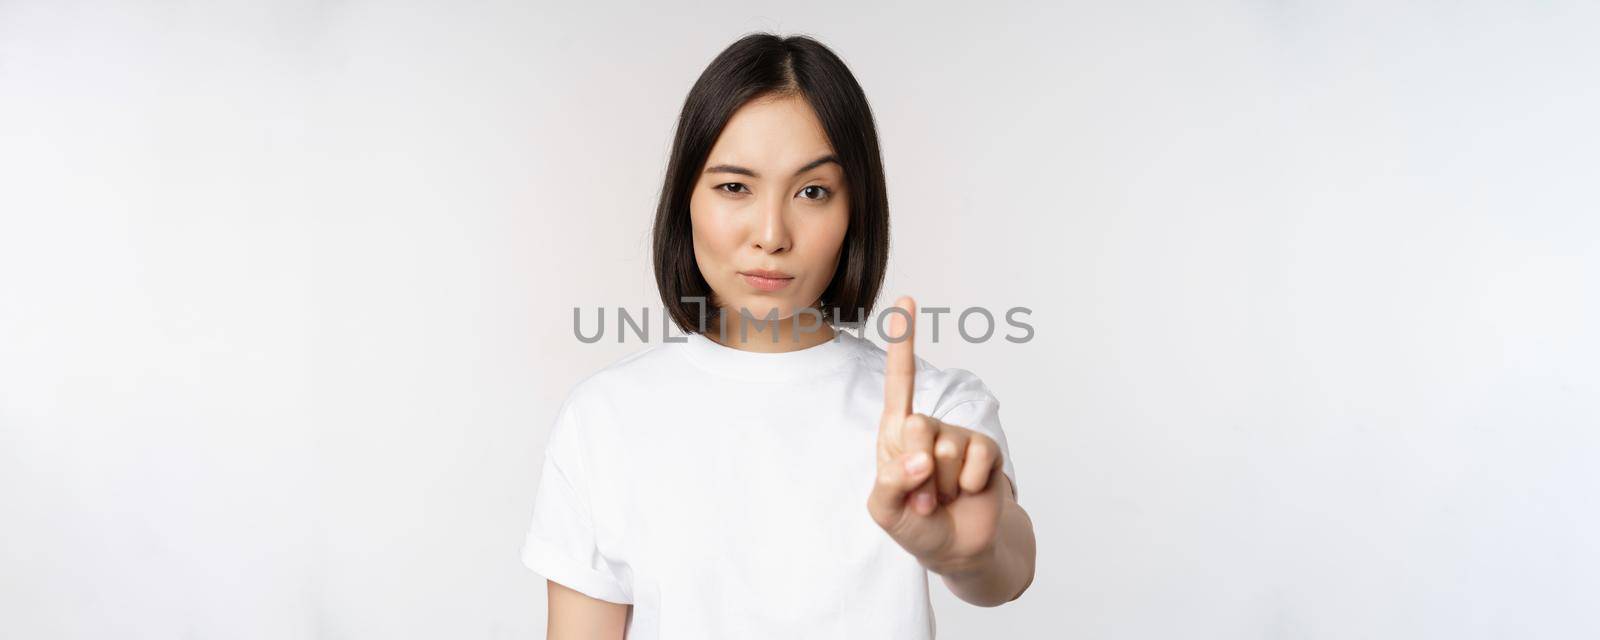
left=703, top=154, right=840, bottom=179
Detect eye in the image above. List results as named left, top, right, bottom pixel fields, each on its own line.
left=715, top=182, right=750, bottom=195
left=798, top=185, right=832, bottom=201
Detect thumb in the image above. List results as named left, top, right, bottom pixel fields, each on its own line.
left=867, top=451, right=935, bottom=529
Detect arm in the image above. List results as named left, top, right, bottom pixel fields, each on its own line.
left=934, top=472, right=1036, bottom=606
left=868, top=295, right=1037, bottom=608
left=547, top=579, right=629, bottom=639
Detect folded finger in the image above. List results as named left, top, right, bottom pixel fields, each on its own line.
left=903, top=413, right=939, bottom=514
left=959, top=433, right=1001, bottom=495
left=932, top=425, right=970, bottom=504
left=867, top=450, right=935, bottom=529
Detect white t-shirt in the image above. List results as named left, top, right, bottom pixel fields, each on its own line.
left=520, top=328, right=1017, bottom=639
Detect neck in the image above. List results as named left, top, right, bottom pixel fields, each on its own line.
left=708, top=308, right=837, bottom=353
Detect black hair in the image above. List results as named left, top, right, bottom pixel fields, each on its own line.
left=652, top=32, right=890, bottom=334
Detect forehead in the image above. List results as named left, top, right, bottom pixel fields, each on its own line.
left=705, top=95, right=837, bottom=171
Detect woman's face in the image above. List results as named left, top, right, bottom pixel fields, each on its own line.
left=690, top=93, right=849, bottom=326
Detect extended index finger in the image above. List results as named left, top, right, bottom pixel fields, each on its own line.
left=883, top=295, right=917, bottom=418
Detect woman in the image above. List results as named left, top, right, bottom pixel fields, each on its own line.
left=522, top=32, right=1036, bottom=639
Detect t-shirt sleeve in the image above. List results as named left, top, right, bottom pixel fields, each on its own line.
left=932, top=390, right=1019, bottom=503
left=520, top=395, right=632, bottom=604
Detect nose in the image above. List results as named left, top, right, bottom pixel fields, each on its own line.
left=751, top=192, right=792, bottom=254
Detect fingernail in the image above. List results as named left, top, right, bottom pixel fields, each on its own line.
left=905, top=452, right=930, bottom=474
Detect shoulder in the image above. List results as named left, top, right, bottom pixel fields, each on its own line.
left=553, top=341, right=680, bottom=421
left=847, top=331, right=999, bottom=417
left=540, top=342, right=681, bottom=468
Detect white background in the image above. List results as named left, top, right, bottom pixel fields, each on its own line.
left=3, top=1, right=1597, bottom=638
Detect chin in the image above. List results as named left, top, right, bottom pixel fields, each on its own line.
left=721, top=295, right=804, bottom=322
left=729, top=300, right=789, bottom=320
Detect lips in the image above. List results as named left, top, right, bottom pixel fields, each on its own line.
left=739, top=269, right=793, bottom=280
left=738, top=269, right=794, bottom=292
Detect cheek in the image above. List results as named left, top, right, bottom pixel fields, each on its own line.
left=689, top=193, right=743, bottom=266
left=808, top=204, right=850, bottom=255
left=795, top=205, right=850, bottom=275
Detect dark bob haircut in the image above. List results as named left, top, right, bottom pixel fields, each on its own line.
left=652, top=32, right=890, bottom=335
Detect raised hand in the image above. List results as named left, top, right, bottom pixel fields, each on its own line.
left=866, top=296, right=1009, bottom=575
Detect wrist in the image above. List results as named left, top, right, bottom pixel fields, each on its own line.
left=922, top=538, right=999, bottom=579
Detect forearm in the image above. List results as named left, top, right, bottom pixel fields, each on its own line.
left=547, top=580, right=629, bottom=639
left=935, top=477, right=1036, bottom=607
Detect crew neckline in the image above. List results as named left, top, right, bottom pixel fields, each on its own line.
left=679, top=329, right=863, bottom=382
